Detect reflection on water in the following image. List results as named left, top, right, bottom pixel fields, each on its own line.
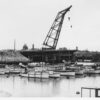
left=0, top=74, right=100, bottom=97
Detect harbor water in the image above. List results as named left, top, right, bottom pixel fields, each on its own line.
left=0, top=74, right=100, bottom=97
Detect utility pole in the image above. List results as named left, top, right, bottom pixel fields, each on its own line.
left=14, top=39, right=16, bottom=51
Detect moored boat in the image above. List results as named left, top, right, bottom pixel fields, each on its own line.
left=94, top=70, right=100, bottom=74
left=54, top=70, right=75, bottom=76
left=20, top=73, right=29, bottom=77
left=75, top=70, right=84, bottom=75
left=28, top=71, right=49, bottom=79
left=0, top=68, right=6, bottom=75
left=0, top=71, right=5, bottom=75
left=48, top=71, right=60, bottom=78
left=9, top=69, right=20, bottom=74
left=5, top=69, right=10, bottom=74
left=49, top=73, right=60, bottom=78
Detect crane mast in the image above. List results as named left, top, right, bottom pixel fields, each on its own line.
left=43, top=5, right=72, bottom=50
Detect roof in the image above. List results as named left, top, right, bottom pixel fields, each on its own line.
left=74, top=50, right=93, bottom=57
left=0, top=50, right=30, bottom=63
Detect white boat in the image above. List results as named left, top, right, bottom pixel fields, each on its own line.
left=9, top=69, right=20, bottom=74
left=41, top=72, right=49, bottom=78
left=28, top=71, right=35, bottom=78
left=5, top=69, right=10, bottom=74
left=48, top=71, right=60, bottom=78
left=20, top=73, right=29, bottom=77
left=85, top=69, right=95, bottom=74
left=87, top=70, right=100, bottom=74
left=60, top=72, right=75, bottom=76
left=54, top=70, right=75, bottom=76
left=0, top=68, right=6, bottom=75
left=0, top=71, right=5, bottom=75
left=28, top=71, right=49, bottom=79
left=94, top=70, right=100, bottom=74
left=28, top=74, right=35, bottom=78
left=49, top=73, right=60, bottom=78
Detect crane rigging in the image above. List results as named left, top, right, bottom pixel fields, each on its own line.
left=43, top=5, right=72, bottom=50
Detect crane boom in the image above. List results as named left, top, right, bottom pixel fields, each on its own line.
left=43, top=5, right=72, bottom=50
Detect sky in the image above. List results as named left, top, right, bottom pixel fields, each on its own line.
left=0, top=0, right=100, bottom=51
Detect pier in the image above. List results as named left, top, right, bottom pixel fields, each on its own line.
left=81, top=87, right=100, bottom=97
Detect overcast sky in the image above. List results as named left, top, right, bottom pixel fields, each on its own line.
left=0, top=0, right=100, bottom=51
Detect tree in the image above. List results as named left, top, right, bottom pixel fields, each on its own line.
left=22, top=44, right=28, bottom=50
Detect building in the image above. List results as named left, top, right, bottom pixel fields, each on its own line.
left=20, top=49, right=76, bottom=64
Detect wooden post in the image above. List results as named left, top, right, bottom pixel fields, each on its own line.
left=95, top=89, right=98, bottom=97
left=81, top=88, right=82, bottom=97
left=89, top=89, right=91, bottom=97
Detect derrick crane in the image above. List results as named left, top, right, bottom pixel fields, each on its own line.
left=43, top=5, right=72, bottom=50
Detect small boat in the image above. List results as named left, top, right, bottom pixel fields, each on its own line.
left=60, top=72, right=75, bottom=76
left=84, top=68, right=95, bottom=74
left=20, top=73, right=29, bottom=77
left=0, top=71, right=5, bottom=75
left=86, top=70, right=100, bottom=74
left=28, top=74, right=35, bottom=78
left=41, top=72, right=49, bottom=79
left=94, top=70, right=100, bottom=74
left=75, top=70, right=84, bottom=75
left=0, top=68, right=6, bottom=75
left=54, top=70, right=75, bottom=76
left=49, top=73, right=60, bottom=78
left=48, top=71, right=60, bottom=78
left=28, top=71, right=35, bottom=78
left=5, top=69, right=10, bottom=74
left=28, top=71, right=49, bottom=79
left=9, top=69, right=20, bottom=74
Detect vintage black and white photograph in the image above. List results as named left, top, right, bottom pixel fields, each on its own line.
left=0, top=0, right=100, bottom=98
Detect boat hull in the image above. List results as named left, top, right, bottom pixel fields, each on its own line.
left=20, top=73, right=29, bottom=77
left=29, top=71, right=49, bottom=79
left=75, top=70, right=84, bottom=75
left=49, top=73, right=60, bottom=78
left=60, top=72, right=75, bottom=76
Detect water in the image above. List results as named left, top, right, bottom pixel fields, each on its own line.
left=0, top=74, right=100, bottom=97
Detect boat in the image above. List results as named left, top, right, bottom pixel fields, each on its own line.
left=20, top=73, right=29, bottom=77
left=49, top=73, right=60, bottom=78
left=60, top=71, right=75, bottom=76
left=41, top=72, right=49, bottom=78
left=28, top=71, right=35, bottom=78
left=9, top=69, right=20, bottom=74
left=0, top=68, right=6, bottom=75
left=28, top=71, right=49, bottom=79
left=86, top=70, right=100, bottom=74
left=5, top=69, right=10, bottom=74
left=20, top=69, right=25, bottom=73
left=48, top=71, right=60, bottom=78
left=0, top=71, right=5, bottom=75
left=75, top=70, right=84, bottom=75
left=54, top=70, right=75, bottom=76
left=94, top=70, right=100, bottom=74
